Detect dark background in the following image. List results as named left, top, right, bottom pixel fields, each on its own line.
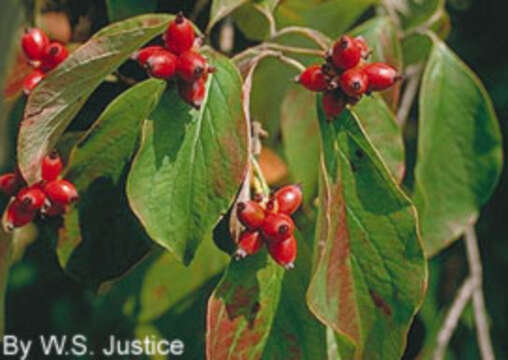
left=1, top=0, right=507, bottom=359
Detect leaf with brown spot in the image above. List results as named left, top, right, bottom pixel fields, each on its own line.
left=207, top=253, right=284, bottom=360
left=127, top=50, right=248, bottom=265
left=17, top=14, right=174, bottom=184
left=307, top=104, right=427, bottom=359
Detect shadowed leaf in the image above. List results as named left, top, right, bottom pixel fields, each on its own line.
left=57, top=79, right=166, bottom=285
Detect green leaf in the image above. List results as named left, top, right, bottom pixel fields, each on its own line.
left=208, top=0, right=249, bottom=32
left=106, top=0, right=159, bottom=22
left=353, top=95, right=405, bottom=182
left=402, top=33, right=433, bottom=67
left=57, top=79, right=166, bottom=285
left=281, top=88, right=320, bottom=203
left=127, top=51, right=248, bottom=265
left=413, top=38, right=503, bottom=256
left=206, top=252, right=284, bottom=360
left=400, top=0, right=444, bottom=30
left=275, top=0, right=378, bottom=39
left=233, top=0, right=281, bottom=41
left=351, top=17, right=403, bottom=110
left=308, top=105, right=427, bottom=359
left=262, top=230, right=327, bottom=360
left=17, top=14, right=173, bottom=184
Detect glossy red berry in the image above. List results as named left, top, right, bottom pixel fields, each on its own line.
left=21, top=28, right=50, bottom=61
left=262, top=213, right=295, bottom=242
left=268, top=235, right=297, bottom=269
left=133, top=46, right=165, bottom=66
left=23, top=69, right=45, bottom=95
left=363, top=62, right=400, bottom=92
left=298, top=65, right=328, bottom=92
left=177, top=51, right=209, bottom=82
left=164, top=13, right=196, bottom=55
left=4, top=200, right=36, bottom=231
left=339, top=67, right=369, bottom=98
left=41, top=42, right=69, bottom=71
left=178, top=78, right=206, bottom=109
left=17, top=186, right=46, bottom=212
left=236, top=201, right=265, bottom=230
left=272, top=185, right=303, bottom=215
left=355, top=36, right=370, bottom=59
left=322, top=91, right=346, bottom=118
left=146, top=50, right=178, bottom=79
left=332, top=35, right=362, bottom=70
left=41, top=151, right=63, bottom=182
left=235, top=230, right=264, bottom=259
left=44, top=180, right=78, bottom=207
left=0, top=173, right=21, bottom=197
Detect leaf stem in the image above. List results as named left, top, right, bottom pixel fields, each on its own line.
left=251, top=155, right=270, bottom=197
left=396, top=63, right=424, bottom=126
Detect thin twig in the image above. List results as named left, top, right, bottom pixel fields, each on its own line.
left=465, top=226, right=496, bottom=360
left=433, top=277, right=475, bottom=360
left=396, top=63, right=423, bottom=126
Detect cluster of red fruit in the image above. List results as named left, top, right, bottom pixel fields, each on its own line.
left=0, top=152, right=78, bottom=231
left=235, top=185, right=302, bottom=269
left=21, top=28, right=69, bottom=95
left=133, top=13, right=214, bottom=109
left=297, top=35, right=401, bottom=118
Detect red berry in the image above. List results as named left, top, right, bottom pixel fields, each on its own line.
left=4, top=200, right=36, bottom=231
left=133, top=46, right=165, bottom=66
left=332, top=35, right=362, bottom=70
left=272, top=185, right=303, bottom=215
left=298, top=65, right=328, bottom=92
left=17, top=186, right=46, bottom=212
left=236, top=201, right=265, bottom=230
left=146, top=50, right=178, bottom=79
left=178, top=78, right=207, bottom=109
left=41, top=151, right=63, bottom=181
left=177, top=51, right=209, bottom=82
left=23, top=69, right=45, bottom=95
left=44, top=180, right=78, bottom=207
left=355, top=36, right=370, bottom=59
left=363, top=62, right=400, bottom=92
left=268, top=235, right=297, bottom=269
left=339, top=67, right=369, bottom=98
left=41, top=42, right=69, bottom=71
left=235, top=230, right=264, bottom=259
left=0, top=173, right=21, bottom=197
left=262, top=213, right=295, bottom=242
left=322, top=91, right=346, bottom=118
left=21, top=28, right=50, bottom=61
left=164, top=13, right=196, bottom=55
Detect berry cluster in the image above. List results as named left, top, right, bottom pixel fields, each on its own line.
left=21, top=28, right=69, bottom=95
left=297, top=35, right=401, bottom=118
left=0, top=152, right=78, bottom=231
left=133, top=13, right=214, bottom=109
left=235, top=185, right=302, bottom=269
